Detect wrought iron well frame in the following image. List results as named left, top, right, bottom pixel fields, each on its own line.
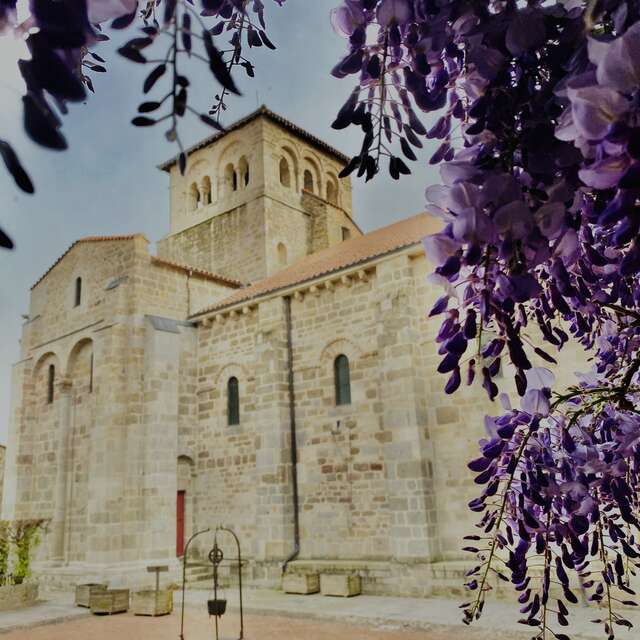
left=179, top=525, right=245, bottom=640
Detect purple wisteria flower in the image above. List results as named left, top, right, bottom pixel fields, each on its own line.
left=330, top=1, right=640, bottom=637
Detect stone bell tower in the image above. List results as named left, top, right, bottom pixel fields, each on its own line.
left=156, top=106, right=360, bottom=284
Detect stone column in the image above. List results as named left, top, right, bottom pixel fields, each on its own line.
left=252, top=297, right=294, bottom=563
left=375, top=254, right=439, bottom=562
left=1, top=360, right=30, bottom=521
left=50, top=377, right=73, bottom=564
left=140, top=317, right=182, bottom=562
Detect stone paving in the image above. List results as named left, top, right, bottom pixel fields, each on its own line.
left=1, top=589, right=639, bottom=639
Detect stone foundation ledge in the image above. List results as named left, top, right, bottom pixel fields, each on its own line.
left=32, top=559, right=183, bottom=596
left=0, top=582, right=39, bottom=612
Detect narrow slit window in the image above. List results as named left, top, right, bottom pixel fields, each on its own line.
left=228, top=376, right=240, bottom=426
left=47, top=364, right=55, bottom=404
left=89, top=353, right=94, bottom=393
left=303, top=169, right=314, bottom=193
left=279, top=158, right=291, bottom=187
left=327, top=182, right=337, bottom=205
left=74, top=277, right=82, bottom=307
left=334, top=355, right=351, bottom=406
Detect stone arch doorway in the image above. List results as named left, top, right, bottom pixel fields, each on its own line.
left=177, top=455, right=195, bottom=557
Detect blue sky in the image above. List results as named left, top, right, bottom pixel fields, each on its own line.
left=0, top=1, right=440, bottom=444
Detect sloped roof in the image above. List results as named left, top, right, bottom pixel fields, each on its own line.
left=31, top=234, right=244, bottom=291
left=191, top=212, right=442, bottom=318
left=158, top=105, right=351, bottom=171
left=31, top=235, right=147, bottom=289
left=151, top=257, right=244, bottom=288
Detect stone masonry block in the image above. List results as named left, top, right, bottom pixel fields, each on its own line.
left=320, top=574, right=361, bottom=597
left=282, top=573, right=320, bottom=595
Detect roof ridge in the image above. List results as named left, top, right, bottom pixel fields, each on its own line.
left=31, top=234, right=148, bottom=290
left=151, top=256, right=245, bottom=288
left=158, top=106, right=350, bottom=171
left=190, top=212, right=441, bottom=318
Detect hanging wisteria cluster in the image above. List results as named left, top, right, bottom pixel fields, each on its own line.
left=330, top=0, right=640, bottom=638
left=0, top=0, right=284, bottom=246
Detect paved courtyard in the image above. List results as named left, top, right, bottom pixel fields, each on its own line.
left=2, top=589, right=639, bottom=639
left=0, top=607, right=484, bottom=640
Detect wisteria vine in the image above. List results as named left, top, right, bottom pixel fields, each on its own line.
left=330, top=0, right=640, bottom=638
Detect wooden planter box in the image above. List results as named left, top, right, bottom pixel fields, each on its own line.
left=132, top=589, right=173, bottom=616
left=0, top=582, right=39, bottom=612
left=89, top=589, right=130, bottom=614
left=75, top=583, right=108, bottom=608
left=320, top=574, right=361, bottom=597
left=282, top=573, right=320, bottom=595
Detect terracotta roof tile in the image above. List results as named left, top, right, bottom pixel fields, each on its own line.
left=31, top=235, right=147, bottom=289
left=158, top=106, right=350, bottom=171
left=191, top=212, right=442, bottom=318
left=151, top=257, right=244, bottom=288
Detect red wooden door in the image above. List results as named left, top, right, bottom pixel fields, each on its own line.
left=176, top=490, right=186, bottom=557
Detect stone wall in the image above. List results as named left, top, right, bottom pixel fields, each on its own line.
left=158, top=114, right=359, bottom=285
left=187, top=244, right=592, bottom=596
left=3, top=236, right=236, bottom=573
left=0, top=445, right=5, bottom=511
left=187, top=248, right=496, bottom=594
left=157, top=200, right=268, bottom=284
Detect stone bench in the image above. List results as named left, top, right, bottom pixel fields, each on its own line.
left=282, top=573, right=320, bottom=595
left=320, top=573, right=361, bottom=597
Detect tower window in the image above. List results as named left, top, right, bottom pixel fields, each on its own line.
left=227, top=376, right=240, bottom=426
left=277, top=242, right=288, bottom=267
left=89, top=353, right=94, bottom=393
left=334, top=355, right=351, bottom=406
left=225, top=163, right=236, bottom=194
left=47, top=364, right=55, bottom=404
left=327, top=181, right=337, bottom=205
left=303, top=169, right=314, bottom=193
left=238, top=157, right=249, bottom=188
left=188, top=182, right=199, bottom=211
left=279, top=158, right=291, bottom=187
left=201, top=176, right=212, bottom=206
left=342, top=227, right=351, bottom=241
left=74, top=277, right=82, bottom=307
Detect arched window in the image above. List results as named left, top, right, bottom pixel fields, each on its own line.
left=334, top=355, right=351, bottom=406
left=227, top=376, right=240, bottom=426
left=303, top=169, right=314, bottom=193
left=225, top=163, right=236, bottom=194
left=188, top=182, right=199, bottom=211
left=279, top=157, right=291, bottom=187
left=47, top=364, right=55, bottom=404
left=238, top=157, right=249, bottom=188
left=89, top=353, right=94, bottom=393
left=277, top=242, right=288, bottom=267
left=201, top=176, right=212, bottom=206
left=74, top=277, right=82, bottom=307
left=326, top=181, right=337, bottom=205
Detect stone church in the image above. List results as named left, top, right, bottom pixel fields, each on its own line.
left=1, top=107, right=558, bottom=596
